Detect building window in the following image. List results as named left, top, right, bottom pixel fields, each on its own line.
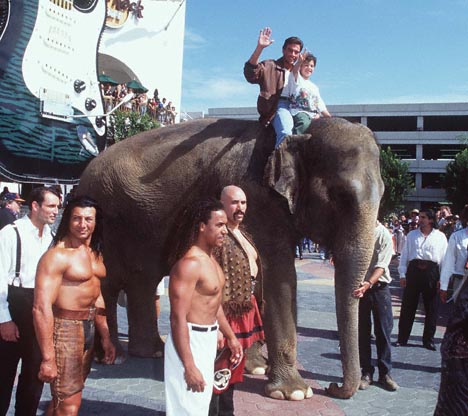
left=385, top=145, right=416, bottom=159
left=421, top=173, right=443, bottom=189
left=367, top=116, right=418, bottom=131
left=422, top=144, right=465, bottom=160
left=342, top=116, right=361, bottom=124
left=424, top=116, right=468, bottom=131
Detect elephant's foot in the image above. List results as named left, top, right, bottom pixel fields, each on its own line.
left=326, top=382, right=358, bottom=399
left=265, top=368, right=313, bottom=401
left=245, top=341, right=268, bottom=375
left=128, top=335, right=165, bottom=358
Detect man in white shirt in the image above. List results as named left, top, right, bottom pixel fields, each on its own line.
left=439, top=206, right=468, bottom=302
left=0, top=187, right=60, bottom=416
left=396, top=209, right=448, bottom=351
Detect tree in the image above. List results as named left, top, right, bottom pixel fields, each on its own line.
left=443, top=148, right=468, bottom=212
left=107, top=110, right=159, bottom=144
left=379, top=147, right=414, bottom=219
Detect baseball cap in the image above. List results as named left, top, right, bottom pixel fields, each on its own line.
left=2, top=192, right=25, bottom=203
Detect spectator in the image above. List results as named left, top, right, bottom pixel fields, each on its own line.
left=396, top=209, right=448, bottom=351
left=0, top=187, right=60, bottom=415
left=439, top=205, right=468, bottom=303
left=0, top=193, right=25, bottom=230
left=438, top=205, right=452, bottom=228
left=0, top=186, right=10, bottom=200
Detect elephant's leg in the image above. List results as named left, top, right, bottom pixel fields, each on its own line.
left=263, top=254, right=312, bottom=401
left=126, top=273, right=165, bottom=358
left=99, top=274, right=126, bottom=361
left=244, top=341, right=268, bottom=375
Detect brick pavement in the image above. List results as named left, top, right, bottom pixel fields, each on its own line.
left=7, top=253, right=446, bottom=415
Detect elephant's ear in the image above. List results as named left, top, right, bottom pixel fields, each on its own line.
left=263, top=135, right=306, bottom=214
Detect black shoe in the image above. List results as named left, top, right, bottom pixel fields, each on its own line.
left=394, top=341, right=407, bottom=347
left=378, top=375, right=399, bottom=392
left=423, top=342, right=436, bottom=351
left=359, top=374, right=373, bottom=390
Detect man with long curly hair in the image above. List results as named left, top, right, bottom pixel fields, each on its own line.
left=164, top=198, right=243, bottom=416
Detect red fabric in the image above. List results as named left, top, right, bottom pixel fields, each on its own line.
left=213, top=295, right=264, bottom=394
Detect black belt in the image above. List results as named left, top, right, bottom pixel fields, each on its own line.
left=409, top=259, right=438, bottom=270
left=190, top=324, right=218, bottom=332
left=371, top=282, right=388, bottom=290
left=453, top=274, right=464, bottom=280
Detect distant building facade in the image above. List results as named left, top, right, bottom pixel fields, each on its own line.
left=207, top=103, right=468, bottom=210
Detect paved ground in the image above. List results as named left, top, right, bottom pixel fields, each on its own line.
left=8, top=252, right=448, bottom=415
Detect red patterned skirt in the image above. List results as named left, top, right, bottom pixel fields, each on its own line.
left=213, top=295, right=264, bottom=393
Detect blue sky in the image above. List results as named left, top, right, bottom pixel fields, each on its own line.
left=181, top=0, right=468, bottom=113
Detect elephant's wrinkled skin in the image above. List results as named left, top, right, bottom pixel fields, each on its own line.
left=78, top=117, right=383, bottom=400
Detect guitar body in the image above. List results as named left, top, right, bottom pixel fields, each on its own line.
left=0, top=0, right=106, bottom=182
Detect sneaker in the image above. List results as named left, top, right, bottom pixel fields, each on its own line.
left=359, top=374, right=373, bottom=390
left=378, top=374, right=399, bottom=391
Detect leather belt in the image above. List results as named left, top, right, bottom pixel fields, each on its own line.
left=371, top=282, right=388, bottom=290
left=190, top=324, right=218, bottom=332
left=410, top=259, right=438, bottom=270
left=53, top=305, right=97, bottom=321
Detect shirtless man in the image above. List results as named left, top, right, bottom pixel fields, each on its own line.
left=164, top=198, right=243, bottom=416
left=33, top=196, right=115, bottom=416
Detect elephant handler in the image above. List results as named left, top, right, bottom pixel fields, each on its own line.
left=353, top=221, right=399, bottom=392
left=33, top=196, right=116, bottom=416
left=244, top=27, right=303, bottom=147
left=208, top=185, right=265, bottom=416
left=165, top=198, right=243, bottom=416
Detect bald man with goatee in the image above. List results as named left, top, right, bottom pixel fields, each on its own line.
left=209, top=185, right=265, bottom=416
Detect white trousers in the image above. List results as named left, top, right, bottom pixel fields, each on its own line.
left=164, top=322, right=218, bottom=416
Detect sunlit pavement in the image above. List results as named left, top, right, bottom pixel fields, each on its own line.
left=9, top=252, right=446, bottom=415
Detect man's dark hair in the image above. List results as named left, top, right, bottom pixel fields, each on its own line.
left=282, top=36, right=303, bottom=51
left=53, top=196, right=103, bottom=255
left=27, top=186, right=60, bottom=210
left=303, top=52, right=317, bottom=66
left=420, top=209, right=438, bottom=229
left=168, top=198, right=224, bottom=267
left=459, top=205, right=468, bottom=228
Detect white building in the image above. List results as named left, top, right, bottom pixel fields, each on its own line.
left=207, top=102, right=468, bottom=210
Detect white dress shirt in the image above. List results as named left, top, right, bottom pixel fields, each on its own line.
left=0, top=215, right=53, bottom=323
left=398, top=228, right=448, bottom=278
left=439, top=227, right=468, bottom=290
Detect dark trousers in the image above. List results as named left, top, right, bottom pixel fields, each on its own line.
left=398, top=262, right=439, bottom=345
left=358, top=284, right=393, bottom=378
left=0, top=286, right=44, bottom=416
left=208, top=385, right=235, bottom=416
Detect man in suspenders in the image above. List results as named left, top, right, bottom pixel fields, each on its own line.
left=0, top=187, right=60, bottom=416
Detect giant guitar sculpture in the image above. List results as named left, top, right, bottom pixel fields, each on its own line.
left=0, top=0, right=106, bottom=182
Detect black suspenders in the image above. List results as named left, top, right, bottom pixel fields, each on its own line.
left=11, top=224, right=22, bottom=287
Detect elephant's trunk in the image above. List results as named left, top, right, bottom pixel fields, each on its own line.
left=327, top=213, right=376, bottom=399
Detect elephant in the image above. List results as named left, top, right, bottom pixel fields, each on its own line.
left=77, top=116, right=383, bottom=400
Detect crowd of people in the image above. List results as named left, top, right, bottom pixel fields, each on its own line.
left=101, top=84, right=177, bottom=125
